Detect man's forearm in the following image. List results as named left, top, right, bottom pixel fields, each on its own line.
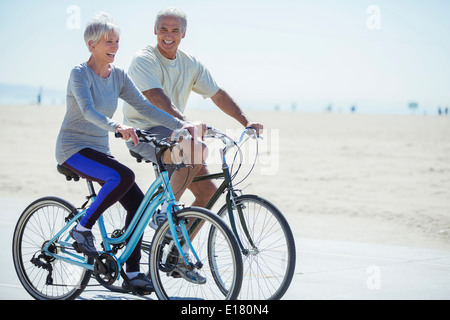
left=211, top=89, right=250, bottom=127
left=143, top=88, right=187, bottom=121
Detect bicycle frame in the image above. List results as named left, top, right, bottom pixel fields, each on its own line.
left=193, top=167, right=257, bottom=254
left=42, top=169, right=195, bottom=272
left=192, top=128, right=259, bottom=254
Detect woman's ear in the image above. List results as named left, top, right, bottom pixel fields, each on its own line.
left=88, top=40, right=95, bottom=52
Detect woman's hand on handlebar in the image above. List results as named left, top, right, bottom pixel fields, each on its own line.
left=115, top=124, right=139, bottom=146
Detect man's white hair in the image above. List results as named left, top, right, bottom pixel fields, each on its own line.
left=155, top=7, right=187, bottom=32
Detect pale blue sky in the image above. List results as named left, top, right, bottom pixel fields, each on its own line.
left=1, top=0, right=449, bottom=112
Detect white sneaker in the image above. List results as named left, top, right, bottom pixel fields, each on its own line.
left=149, top=202, right=183, bottom=238
left=149, top=208, right=167, bottom=230
left=70, top=225, right=99, bottom=258
left=169, top=253, right=206, bottom=284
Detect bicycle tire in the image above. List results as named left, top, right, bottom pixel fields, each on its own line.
left=216, top=194, right=296, bottom=300
left=149, top=207, right=243, bottom=300
left=12, top=197, right=93, bottom=300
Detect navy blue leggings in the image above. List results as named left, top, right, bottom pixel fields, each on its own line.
left=63, top=148, right=144, bottom=272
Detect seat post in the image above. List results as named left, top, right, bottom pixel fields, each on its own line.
left=86, top=180, right=96, bottom=197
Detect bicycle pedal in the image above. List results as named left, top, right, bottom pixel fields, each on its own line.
left=121, top=282, right=153, bottom=296
left=167, top=270, right=182, bottom=279
left=72, top=241, right=82, bottom=253
left=135, top=288, right=154, bottom=296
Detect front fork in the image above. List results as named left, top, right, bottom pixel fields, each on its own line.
left=223, top=165, right=258, bottom=256
left=163, top=205, right=202, bottom=269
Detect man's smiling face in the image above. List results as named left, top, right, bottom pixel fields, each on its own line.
left=154, top=15, right=186, bottom=60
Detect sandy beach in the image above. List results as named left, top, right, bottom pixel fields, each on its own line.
left=1, top=104, right=450, bottom=252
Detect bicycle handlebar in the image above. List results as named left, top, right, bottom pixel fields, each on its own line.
left=204, top=126, right=262, bottom=145
left=115, top=128, right=192, bottom=171
left=116, top=127, right=256, bottom=147
left=202, top=126, right=263, bottom=170
left=116, top=126, right=259, bottom=172
left=115, top=128, right=192, bottom=148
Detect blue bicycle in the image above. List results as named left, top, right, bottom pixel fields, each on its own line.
left=130, top=127, right=296, bottom=300
left=12, top=130, right=243, bottom=300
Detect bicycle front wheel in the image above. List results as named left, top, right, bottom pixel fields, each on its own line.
left=217, top=194, right=296, bottom=300
left=12, top=197, right=92, bottom=300
left=149, top=207, right=243, bottom=300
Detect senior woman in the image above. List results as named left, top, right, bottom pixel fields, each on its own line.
left=55, top=12, right=197, bottom=293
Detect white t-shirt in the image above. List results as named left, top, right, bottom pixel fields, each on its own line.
left=123, top=44, right=220, bottom=129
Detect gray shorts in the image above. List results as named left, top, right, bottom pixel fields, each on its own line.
left=126, top=126, right=177, bottom=175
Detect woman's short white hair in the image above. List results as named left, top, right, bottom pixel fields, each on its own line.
left=155, top=7, right=187, bottom=32
left=84, top=12, right=120, bottom=51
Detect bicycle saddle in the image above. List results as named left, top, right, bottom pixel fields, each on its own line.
left=129, top=150, right=152, bottom=163
left=57, top=164, right=80, bottom=181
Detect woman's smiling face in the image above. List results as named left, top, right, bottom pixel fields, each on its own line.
left=89, top=30, right=119, bottom=63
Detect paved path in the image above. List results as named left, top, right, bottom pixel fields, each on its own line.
left=2, top=198, right=449, bottom=300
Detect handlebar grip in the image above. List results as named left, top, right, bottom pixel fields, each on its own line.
left=245, top=126, right=257, bottom=136
left=115, top=129, right=144, bottom=139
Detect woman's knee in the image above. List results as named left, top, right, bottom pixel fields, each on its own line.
left=116, top=165, right=136, bottom=188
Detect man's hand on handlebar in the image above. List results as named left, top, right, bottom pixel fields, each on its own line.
left=245, top=122, right=263, bottom=136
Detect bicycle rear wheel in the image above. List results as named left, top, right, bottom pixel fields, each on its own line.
left=217, top=194, right=296, bottom=300
left=149, top=207, right=243, bottom=300
left=12, top=197, right=92, bottom=300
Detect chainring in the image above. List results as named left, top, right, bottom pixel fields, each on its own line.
left=94, top=253, right=120, bottom=286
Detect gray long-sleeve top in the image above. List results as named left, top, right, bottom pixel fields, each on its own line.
left=55, top=63, right=183, bottom=164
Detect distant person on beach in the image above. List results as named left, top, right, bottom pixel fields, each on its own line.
left=55, top=12, right=198, bottom=293
left=122, top=7, right=263, bottom=210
